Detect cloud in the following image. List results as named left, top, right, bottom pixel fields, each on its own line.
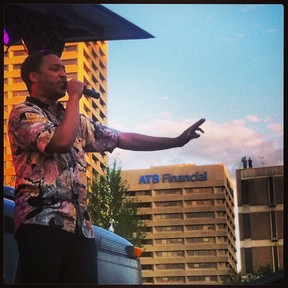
left=109, top=116, right=283, bottom=183
left=245, top=115, right=261, bottom=122
left=267, top=123, right=283, bottom=134
left=245, top=114, right=271, bottom=123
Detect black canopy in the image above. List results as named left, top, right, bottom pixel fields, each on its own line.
left=4, top=4, right=154, bottom=55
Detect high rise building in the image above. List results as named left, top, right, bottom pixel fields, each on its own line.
left=236, top=165, right=284, bottom=274
left=121, top=164, right=238, bottom=285
left=4, top=42, right=109, bottom=186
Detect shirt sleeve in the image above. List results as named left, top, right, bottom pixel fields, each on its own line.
left=8, top=104, right=55, bottom=154
left=82, top=115, right=120, bottom=153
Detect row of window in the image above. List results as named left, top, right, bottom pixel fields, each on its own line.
left=142, top=242, right=230, bottom=258
left=143, top=249, right=226, bottom=260
left=143, top=224, right=230, bottom=234
left=142, top=275, right=219, bottom=284
left=138, top=211, right=229, bottom=222
left=153, top=237, right=228, bottom=245
left=136, top=200, right=228, bottom=209
left=143, top=237, right=230, bottom=247
left=154, top=262, right=220, bottom=269
left=129, top=187, right=225, bottom=197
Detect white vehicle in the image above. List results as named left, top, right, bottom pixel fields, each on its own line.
left=3, top=185, right=143, bottom=284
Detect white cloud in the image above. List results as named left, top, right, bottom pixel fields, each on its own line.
left=268, top=123, right=283, bottom=134
left=109, top=116, right=283, bottom=186
left=246, top=114, right=261, bottom=122
left=245, top=114, right=272, bottom=123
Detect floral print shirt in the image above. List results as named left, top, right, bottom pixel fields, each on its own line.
left=8, top=97, right=120, bottom=238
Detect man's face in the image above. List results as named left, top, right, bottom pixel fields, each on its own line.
left=35, top=54, right=67, bottom=100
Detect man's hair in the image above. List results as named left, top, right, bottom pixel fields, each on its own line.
left=21, top=50, right=58, bottom=93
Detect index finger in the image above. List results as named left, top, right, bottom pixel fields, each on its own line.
left=195, top=118, right=206, bottom=126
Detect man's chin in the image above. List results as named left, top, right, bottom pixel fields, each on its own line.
left=53, top=91, right=66, bottom=101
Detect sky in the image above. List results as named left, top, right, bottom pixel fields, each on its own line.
left=102, top=4, right=283, bottom=272
left=102, top=3, right=283, bottom=187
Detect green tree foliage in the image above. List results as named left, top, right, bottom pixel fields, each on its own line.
left=221, top=268, right=241, bottom=284
left=221, top=265, right=273, bottom=284
left=87, top=160, right=147, bottom=247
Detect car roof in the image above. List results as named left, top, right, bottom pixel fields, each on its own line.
left=4, top=185, right=15, bottom=200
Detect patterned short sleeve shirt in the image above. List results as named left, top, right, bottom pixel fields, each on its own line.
left=8, top=97, right=120, bottom=238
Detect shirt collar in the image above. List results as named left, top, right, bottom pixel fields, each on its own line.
left=26, top=96, right=65, bottom=111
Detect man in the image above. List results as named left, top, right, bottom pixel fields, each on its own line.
left=8, top=50, right=205, bottom=284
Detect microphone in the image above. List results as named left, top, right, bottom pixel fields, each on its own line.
left=83, top=86, right=100, bottom=99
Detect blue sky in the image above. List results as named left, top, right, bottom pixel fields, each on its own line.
left=103, top=4, right=283, bottom=184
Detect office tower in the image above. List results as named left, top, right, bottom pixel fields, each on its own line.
left=236, top=165, right=283, bottom=274
left=121, top=164, right=238, bottom=285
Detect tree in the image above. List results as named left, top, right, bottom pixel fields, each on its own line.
left=87, top=160, right=147, bottom=247
left=221, top=265, right=273, bottom=284
left=221, top=268, right=241, bottom=285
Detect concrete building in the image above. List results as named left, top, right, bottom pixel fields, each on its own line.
left=121, top=164, right=238, bottom=285
left=4, top=42, right=109, bottom=186
left=236, top=165, right=284, bottom=274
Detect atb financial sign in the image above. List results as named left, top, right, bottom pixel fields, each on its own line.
left=139, top=171, right=208, bottom=185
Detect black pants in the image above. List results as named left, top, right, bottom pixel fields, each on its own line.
left=15, top=224, right=98, bottom=284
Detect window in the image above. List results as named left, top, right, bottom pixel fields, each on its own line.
left=141, top=251, right=153, bottom=257
left=155, top=201, right=182, bottom=207
left=186, top=237, right=215, bottom=243
left=155, top=226, right=183, bottom=232
left=217, top=224, right=226, bottom=230
left=64, top=45, right=77, bottom=52
left=142, top=277, right=153, bottom=284
left=268, top=177, right=275, bottom=206
left=135, top=190, right=151, bottom=196
left=156, top=276, right=185, bottom=283
left=186, top=225, right=203, bottom=231
left=187, top=262, right=217, bottom=269
left=154, top=213, right=182, bottom=220
left=12, top=91, right=28, bottom=97
left=217, top=237, right=227, bottom=243
left=156, top=263, right=184, bottom=270
left=216, top=211, right=225, bottom=217
left=142, top=239, right=153, bottom=245
left=185, top=187, right=212, bottom=194
left=270, top=211, right=277, bottom=240
left=272, top=246, right=279, bottom=271
left=243, top=213, right=251, bottom=239
left=137, top=202, right=151, bottom=208
left=187, top=250, right=216, bottom=256
left=186, top=224, right=214, bottom=231
left=188, top=276, right=205, bottom=282
left=218, top=262, right=227, bottom=269
left=12, top=77, right=22, bottom=83
left=142, top=264, right=153, bottom=270
left=241, top=180, right=249, bottom=204
left=186, top=212, right=214, bottom=218
left=185, top=200, right=214, bottom=206
left=215, top=199, right=225, bottom=205
left=218, top=249, right=227, bottom=255
left=155, top=251, right=184, bottom=257
left=155, top=238, right=184, bottom=245
left=155, top=189, right=182, bottom=195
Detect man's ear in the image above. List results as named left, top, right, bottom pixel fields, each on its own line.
left=29, top=72, right=38, bottom=83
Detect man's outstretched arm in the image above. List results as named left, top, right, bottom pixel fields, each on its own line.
left=117, top=118, right=205, bottom=151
